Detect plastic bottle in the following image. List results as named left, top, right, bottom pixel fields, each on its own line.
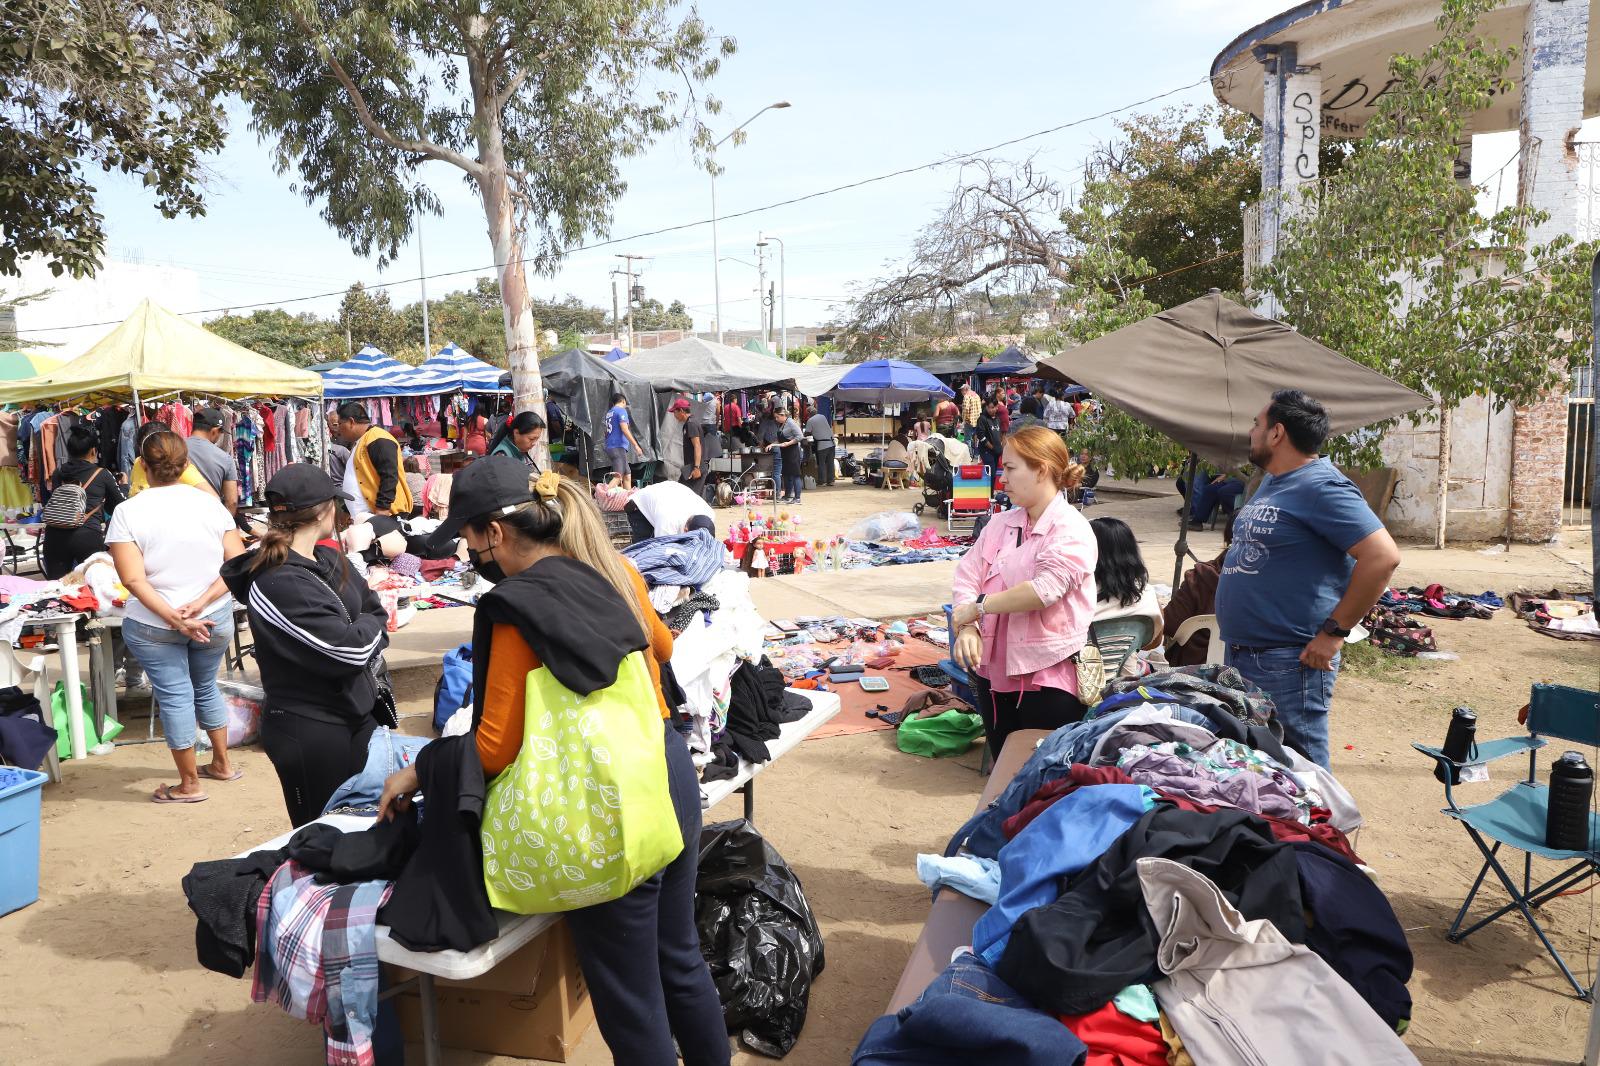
left=1546, top=752, right=1594, bottom=851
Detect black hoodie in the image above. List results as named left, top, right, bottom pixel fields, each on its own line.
left=468, top=554, right=648, bottom=729
left=221, top=544, right=389, bottom=726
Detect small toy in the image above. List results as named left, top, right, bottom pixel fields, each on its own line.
left=741, top=534, right=770, bottom=579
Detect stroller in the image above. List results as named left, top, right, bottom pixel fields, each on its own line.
left=913, top=437, right=953, bottom=516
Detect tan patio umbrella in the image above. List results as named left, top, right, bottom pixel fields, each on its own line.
left=1036, top=289, right=1430, bottom=583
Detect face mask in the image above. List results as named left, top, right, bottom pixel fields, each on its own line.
left=467, top=544, right=507, bottom=584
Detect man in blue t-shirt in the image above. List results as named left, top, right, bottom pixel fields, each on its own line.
left=1214, top=389, right=1400, bottom=768
left=602, top=392, right=641, bottom=488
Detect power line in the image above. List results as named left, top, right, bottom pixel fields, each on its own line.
left=18, top=76, right=1217, bottom=336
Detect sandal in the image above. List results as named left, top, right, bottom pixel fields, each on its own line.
left=152, top=784, right=208, bottom=804
left=198, top=765, right=244, bottom=782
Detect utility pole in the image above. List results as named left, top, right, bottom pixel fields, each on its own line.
left=755, top=240, right=768, bottom=345
left=418, top=220, right=431, bottom=355
left=759, top=233, right=786, bottom=358
left=616, top=253, right=647, bottom=352
left=609, top=270, right=622, bottom=343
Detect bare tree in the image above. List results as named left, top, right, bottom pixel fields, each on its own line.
left=846, top=158, right=1073, bottom=342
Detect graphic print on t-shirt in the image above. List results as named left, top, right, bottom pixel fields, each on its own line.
left=1222, top=499, right=1280, bottom=577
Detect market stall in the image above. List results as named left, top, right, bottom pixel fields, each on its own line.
left=537, top=347, right=661, bottom=476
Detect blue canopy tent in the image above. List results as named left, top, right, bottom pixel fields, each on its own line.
left=321, top=346, right=437, bottom=398
left=602, top=346, right=628, bottom=362
left=414, top=342, right=511, bottom=393
left=970, top=344, right=1036, bottom=379
left=831, top=358, right=956, bottom=405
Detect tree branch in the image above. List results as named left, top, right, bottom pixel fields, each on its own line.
left=287, top=8, right=484, bottom=179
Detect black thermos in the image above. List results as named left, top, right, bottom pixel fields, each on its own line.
left=1435, top=706, right=1478, bottom=785
left=1546, top=752, right=1594, bottom=852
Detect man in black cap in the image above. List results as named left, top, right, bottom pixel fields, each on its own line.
left=188, top=408, right=240, bottom=514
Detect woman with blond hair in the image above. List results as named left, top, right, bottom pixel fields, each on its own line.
left=950, top=426, right=1099, bottom=757
left=378, top=459, right=727, bottom=1066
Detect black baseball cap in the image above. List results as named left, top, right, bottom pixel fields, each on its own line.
left=429, top=455, right=536, bottom=543
left=192, top=408, right=225, bottom=431
left=264, top=463, right=352, bottom=512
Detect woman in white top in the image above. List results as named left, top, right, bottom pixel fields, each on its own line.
left=1088, top=516, right=1163, bottom=675
left=107, top=431, right=247, bottom=804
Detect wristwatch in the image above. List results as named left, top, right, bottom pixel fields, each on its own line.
left=1320, top=617, right=1352, bottom=638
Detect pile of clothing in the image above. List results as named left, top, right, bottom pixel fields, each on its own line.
left=699, top=656, right=813, bottom=782
left=1508, top=588, right=1598, bottom=642
left=874, top=666, right=1415, bottom=1065
left=1365, top=585, right=1502, bottom=657
left=183, top=730, right=498, bottom=1066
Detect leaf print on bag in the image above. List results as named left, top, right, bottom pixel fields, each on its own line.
left=521, top=830, right=545, bottom=851
left=553, top=814, right=567, bottom=834
left=562, top=865, right=584, bottom=882
left=540, top=787, right=554, bottom=807
left=599, top=784, right=620, bottom=808
left=505, top=869, right=535, bottom=891
left=531, top=736, right=559, bottom=761
left=486, top=857, right=499, bottom=877
left=540, top=710, right=554, bottom=730
left=592, top=746, right=612, bottom=765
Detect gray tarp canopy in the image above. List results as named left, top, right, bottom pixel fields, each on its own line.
left=617, top=336, right=851, bottom=396
left=1034, top=290, right=1430, bottom=470
left=904, top=353, right=982, bottom=378
left=538, top=348, right=661, bottom=472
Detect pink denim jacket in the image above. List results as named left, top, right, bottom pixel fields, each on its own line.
left=951, top=494, right=1098, bottom=680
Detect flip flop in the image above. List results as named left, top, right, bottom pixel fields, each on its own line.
left=198, top=765, right=244, bottom=782
left=152, top=784, right=208, bottom=804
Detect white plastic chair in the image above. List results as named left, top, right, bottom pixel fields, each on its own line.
left=0, top=643, right=60, bottom=783
left=1170, top=613, right=1225, bottom=665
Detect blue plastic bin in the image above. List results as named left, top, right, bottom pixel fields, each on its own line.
left=0, top=766, right=47, bottom=917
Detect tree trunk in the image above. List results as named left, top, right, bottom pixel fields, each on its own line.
left=476, top=139, right=549, bottom=468
left=1433, top=404, right=1451, bottom=550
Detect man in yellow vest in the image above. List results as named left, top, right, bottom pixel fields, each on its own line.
left=334, top=402, right=413, bottom=521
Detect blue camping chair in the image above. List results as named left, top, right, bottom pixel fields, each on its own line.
left=1413, top=683, right=1600, bottom=999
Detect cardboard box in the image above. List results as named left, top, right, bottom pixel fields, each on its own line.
left=388, top=922, right=594, bottom=1062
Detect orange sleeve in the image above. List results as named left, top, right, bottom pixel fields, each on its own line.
left=476, top=623, right=541, bottom=778
left=627, top=565, right=674, bottom=719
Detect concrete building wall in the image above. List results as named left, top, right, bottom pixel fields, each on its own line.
left=7, top=257, right=201, bottom=360
left=1380, top=395, right=1515, bottom=541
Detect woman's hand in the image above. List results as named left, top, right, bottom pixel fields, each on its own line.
left=378, top=766, right=421, bottom=822
left=954, top=625, right=983, bottom=673
left=950, top=601, right=981, bottom=628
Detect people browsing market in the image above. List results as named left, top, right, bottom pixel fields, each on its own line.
left=488, top=410, right=546, bottom=472
left=128, top=420, right=217, bottom=498
left=1214, top=389, right=1401, bottom=768
left=334, top=402, right=410, bottom=521
left=768, top=406, right=804, bottom=504
left=187, top=407, right=241, bottom=514
left=221, top=464, right=391, bottom=828
left=106, top=431, right=246, bottom=804
left=950, top=426, right=1098, bottom=757
left=805, top=404, right=836, bottom=487
left=1088, top=515, right=1165, bottom=674
left=42, top=425, right=125, bottom=580
left=604, top=392, right=642, bottom=488
left=381, top=460, right=730, bottom=1066
left=670, top=397, right=706, bottom=496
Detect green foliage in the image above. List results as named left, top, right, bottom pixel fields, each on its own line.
left=556, top=328, right=589, bottom=353
left=0, top=0, right=235, bottom=277
left=204, top=308, right=343, bottom=367
left=1260, top=0, right=1593, bottom=466
left=337, top=282, right=409, bottom=355
left=632, top=298, right=693, bottom=332
left=405, top=278, right=509, bottom=365
left=785, top=342, right=839, bottom=363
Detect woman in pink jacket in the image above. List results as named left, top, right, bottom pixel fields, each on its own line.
left=951, top=426, right=1098, bottom=757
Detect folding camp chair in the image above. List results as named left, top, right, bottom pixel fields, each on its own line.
left=946, top=464, right=992, bottom=535
left=1413, top=683, right=1600, bottom=999
left=1087, top=616, right=1155, bottom=679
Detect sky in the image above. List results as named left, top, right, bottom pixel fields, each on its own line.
left=18, top=0, right=1546, bottom=344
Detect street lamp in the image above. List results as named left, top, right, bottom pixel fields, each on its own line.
left=757, top=233, right=785, bottom=358
left=710, top=101, right=791, bottom=344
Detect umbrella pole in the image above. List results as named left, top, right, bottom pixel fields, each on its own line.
left=1172, top=452, right=1199, bottom=591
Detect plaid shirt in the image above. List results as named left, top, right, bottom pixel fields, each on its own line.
left=252, top=860, right=394, bottom=1066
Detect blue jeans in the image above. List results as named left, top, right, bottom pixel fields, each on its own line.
left=1190, top=476, right=1245, bottom=524
left=1225, top=644, right=1340, bottom=768
left=853, top=951, right=1087, bottom=1065
left=122, top=608, right=234, bottom=751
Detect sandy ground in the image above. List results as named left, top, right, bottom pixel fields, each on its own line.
left=1, top=483, right=1596, bottom=1065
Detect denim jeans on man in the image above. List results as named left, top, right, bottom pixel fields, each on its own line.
left=1225, top=644, right=1339, bottom=768
left=122, top=606, right=234, bottom=750
left=852, top=950, right=1087, bottom=1065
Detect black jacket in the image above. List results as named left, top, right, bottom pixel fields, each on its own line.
left=222, top=544, right=388, bottom=725
left=975, top=414, right=1003, bottom=457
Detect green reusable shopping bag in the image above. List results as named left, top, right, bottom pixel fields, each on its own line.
left=896, top=709, right=985, bottom=758
left=481, top=650, right=684, bottom=913
left=51, top=681, right=122, bottom=758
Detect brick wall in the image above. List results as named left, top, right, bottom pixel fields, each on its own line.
left=1509, top=389, right=1568, bottom=541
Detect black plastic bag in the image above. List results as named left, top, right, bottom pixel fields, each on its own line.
left=696, top=819, right=826, bottom=1057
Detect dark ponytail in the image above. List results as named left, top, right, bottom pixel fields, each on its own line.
left=250, top=501, right=333, bottom=573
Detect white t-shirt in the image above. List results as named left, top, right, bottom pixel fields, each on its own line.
left=342, top=455, right=373, bottom=522
left=629, top=481, right=714, bottom=537
left=105, top=485, right=236, bottom=629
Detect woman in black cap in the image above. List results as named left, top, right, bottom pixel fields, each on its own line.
left=378, top=458, right=728, bottom=1066
left=221, top=463, right=391, bottom=827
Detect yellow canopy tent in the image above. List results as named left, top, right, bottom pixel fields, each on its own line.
left=1, top=299, right=323, bottom=403
left=798, top=351, right=822, bottom=365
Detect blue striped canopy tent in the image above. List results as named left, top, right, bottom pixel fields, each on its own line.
left=415, top=342, right=511, bottom=393
left=321, top=346, right=437, bottom=398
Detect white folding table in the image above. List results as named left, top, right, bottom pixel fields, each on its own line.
left=700, top=688, right=841, bottom=824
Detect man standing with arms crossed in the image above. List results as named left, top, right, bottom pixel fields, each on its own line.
left=1215, top=390, right=1400, bottom=768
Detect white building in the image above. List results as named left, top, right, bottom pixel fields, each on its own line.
left=4, top=256, right=202, bottom=361
left=1211, top=0, right=1597, bottom=542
